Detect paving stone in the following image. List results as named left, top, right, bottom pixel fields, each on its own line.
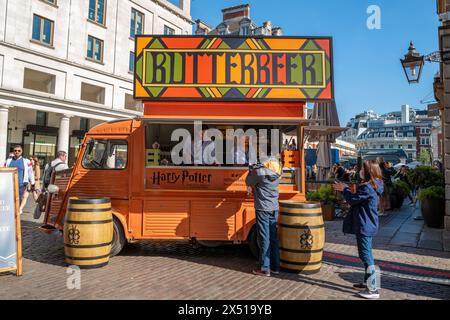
left=418, top=240, right=443, bottom=251
left=390, top=232, right=419, bottom=247
left=0, top=199, right=449, bottom=300
left=399, top=223, right=424, bottom=234
left=420, top=227, right=443, bottom=242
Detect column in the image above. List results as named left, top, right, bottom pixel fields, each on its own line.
left=441, top=1, right=450, bottom=251
left=57, top=115, right=71, bottom=154
left=0, top=106, right=9, bottom=163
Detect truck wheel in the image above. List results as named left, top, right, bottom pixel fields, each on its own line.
left=248, top=226, right=260, bottom=260
left=110, top=217, right=126, bottom=257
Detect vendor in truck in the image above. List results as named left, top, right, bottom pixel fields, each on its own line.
left=246, top=157, right=282, bottom=277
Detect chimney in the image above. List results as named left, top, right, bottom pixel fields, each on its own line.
left=222, top=4, right=250, bottom=22
left=401, top=104, right=410, bottom=123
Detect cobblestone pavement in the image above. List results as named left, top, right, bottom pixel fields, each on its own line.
left=0, top=202, right=449, bottom=300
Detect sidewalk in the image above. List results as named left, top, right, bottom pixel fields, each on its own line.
left=0, top=199, right=448, bottom=300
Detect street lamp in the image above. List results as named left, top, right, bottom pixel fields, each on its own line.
left=400, top=42, right=425, bottom=84
left=400, top=41, right=448, bottom=84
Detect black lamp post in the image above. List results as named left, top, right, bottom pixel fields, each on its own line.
left=400, top=41, right=449, bottom=84
left=400, top=42, right=425, bottom=84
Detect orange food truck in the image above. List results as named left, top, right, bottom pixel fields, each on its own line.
left=41, top=35, right=333, bottom=258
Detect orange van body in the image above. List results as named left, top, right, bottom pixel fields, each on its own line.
left=43, top=101, right=307, bottom=252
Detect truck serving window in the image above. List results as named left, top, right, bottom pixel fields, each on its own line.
left=144, top=122, right=300, bottom=168
left=82, top=139, right=128, bottom=170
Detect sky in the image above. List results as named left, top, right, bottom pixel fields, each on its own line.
left=191, top=0, right=440, bottom=125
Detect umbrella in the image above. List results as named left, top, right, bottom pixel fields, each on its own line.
left=394, top=163, right=407, bottom=170
left=406, top=161, right=422, bottom=169
left=310, top=101, right=341, bottom=181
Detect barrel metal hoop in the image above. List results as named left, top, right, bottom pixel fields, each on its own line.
left=280, top=247, right=324, bottom=254
left=280, top=213, right=322, bottom=217
left=65, top=254, right=111, bottom=261
left=280, top=259, right=322, bottom=266
left=67, top=208, right=112, bottom=213
left=280, top=202, right=321, bottom=209
left=279, top=224, right=325, bottom=229
left=64, top=241, right=113, bottom=249
left=65, top=219, right=113, bottom=225
left=68, top=198, right=111, bottom=205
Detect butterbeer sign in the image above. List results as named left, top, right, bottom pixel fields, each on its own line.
left=134, top=36, right=333, bottom=101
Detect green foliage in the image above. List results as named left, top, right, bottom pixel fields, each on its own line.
left=418, top=149, right=432, bottom=167
left=306, top=185, right=337, bottom=205
left=418, top=186, right=445, bottom=201
left=394, top=180, right=411, bottom=195
left=407, top=166, right=444, bottom=189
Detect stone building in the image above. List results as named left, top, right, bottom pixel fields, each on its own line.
left=0, top=0, right=193, bottom=166
left=195, top=4, right=282, bottom=36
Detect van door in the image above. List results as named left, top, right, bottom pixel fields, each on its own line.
left=68, top=137, right=130, bottom=199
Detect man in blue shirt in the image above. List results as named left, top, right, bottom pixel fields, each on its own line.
left=4, top=145, right=35, bottom=204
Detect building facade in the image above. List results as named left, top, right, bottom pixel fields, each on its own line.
left=0, top=0, right=193, bottom=166
left=195, top=4, right=283, bottom=36
left=341, top=105, right=441, bottom=162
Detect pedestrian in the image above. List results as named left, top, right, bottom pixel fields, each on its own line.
left=246, top=157, right=282, bottom=277
left=4, top=145, right=35, bottom=210
left=43, top=151, right=69, bottom=190
left=19, top=156, right=39, bottom=214
left=377, top=157, right=396, bottom=214
left=333, top=160, right=383, bottom=299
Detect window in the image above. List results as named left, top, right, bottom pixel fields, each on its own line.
left=82, top=139, right=128, bottom=169
left=80, top=82, right=105, bottom=104
left=87, top=35, right=104, bottom=62
left=397, top=132, right=403, bottom=137
left=23, top=68, right=56, bottom=94
left=407, top=132, right=414, bottom=137
left=130, top=9, right=144, bottom=38
left=125, top=94, right=143, bottom=112
left=408, top=153, right=413, bottom=159
left=420, top=138, right=430, bottom=145
left=32, top=15, right=54, bottom=46
left=389, top=145, right=393, bottom=149
left=80, top=118, right=90, bottom=132
left=36, top=111, right=47, bottom=126
left=164, top=25, right=175, bottom=35
left=88, top=0, right=106, bottom=25
left=408, top=144, right=413, bottom=149
left=44, top=0, right=57, bottom=5
left=129, top=52, right=135, bottom=73
left=380, top=144, right=384, bottom=149
left=241, top=26, right=250, bottom=36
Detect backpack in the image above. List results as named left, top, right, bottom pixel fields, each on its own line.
left=43, top=162, right=65, bottom=188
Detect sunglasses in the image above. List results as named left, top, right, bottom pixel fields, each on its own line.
left=14, top=150, right=22, bottom=153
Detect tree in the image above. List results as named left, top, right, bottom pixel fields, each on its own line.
left=418, top=149, right=432, bottom=166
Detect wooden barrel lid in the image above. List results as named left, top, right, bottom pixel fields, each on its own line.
left=279, top=201, right=321, bottom=209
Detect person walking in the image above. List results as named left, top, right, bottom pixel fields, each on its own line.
left=333, top=160, right=383, bottom=299
left=246, top=157, right=282, bottom=277
left=43, top=151, right=69, bottom=190
left=377, top=157, right=396, bottom=214
left=19, top=156, right=41, bottom=214
left=4, top=145, right=35, bottom=209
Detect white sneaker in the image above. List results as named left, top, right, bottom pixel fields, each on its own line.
left=358, top=289, right=380, bottom=299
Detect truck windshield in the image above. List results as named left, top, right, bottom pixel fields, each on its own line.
left=82, top=139, right=128, bottom=169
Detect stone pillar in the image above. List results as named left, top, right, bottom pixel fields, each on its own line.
left=57, top=115, right=71, bottom=154
left=441, top=0, right=450, bottom=250
left=0, top=106, right=9, bottom=163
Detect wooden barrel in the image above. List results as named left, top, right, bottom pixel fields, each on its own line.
left=279, top=201, right=325, bottom=274
left=64, top=197, right=113, bottom=269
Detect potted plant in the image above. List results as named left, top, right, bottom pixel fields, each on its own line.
left=307, top=185, right=337, bottom=221
left=408, top=166, right=445, bottom=228
left=391, top=180, right=410, bottom=209
left=417, top=186, right=445, bottom=228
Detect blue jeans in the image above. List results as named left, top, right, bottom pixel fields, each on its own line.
left=356, top=234, right=377, bottom=286
left=256, top=210, right=280, bottom=272
left=19, top=184, right=28, bottom=204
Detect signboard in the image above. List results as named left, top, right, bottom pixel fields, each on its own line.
left=134, top=36, right=333, bottom=101
left=0, top=169, right=22, bottom=276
